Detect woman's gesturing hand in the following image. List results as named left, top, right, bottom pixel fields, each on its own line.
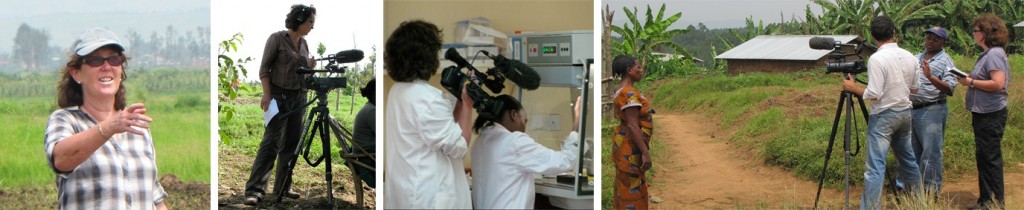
left=104, top=103, right=153, bottom=136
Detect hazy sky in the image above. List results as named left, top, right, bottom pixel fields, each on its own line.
left=212, top=0, right=382, bottom=81
left=603, top=0, right=823, bottom=30
left=0, top=0, right=209, bottom=54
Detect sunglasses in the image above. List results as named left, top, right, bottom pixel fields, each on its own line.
left=80, top=55, right=125, bottom=67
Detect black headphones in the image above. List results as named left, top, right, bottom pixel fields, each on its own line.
left=296, top=5, right=310, bottom=23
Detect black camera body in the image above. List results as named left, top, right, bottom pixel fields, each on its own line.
left=296, top=49, right=364, bottom=92
left=307, top=75, right=347, bottom=92
left=439, top=47, right=540, bottom=120
left=809, top=37, right=869, bottom=75
left=826, top=60, right=867, bottom=74
left=440, top=66, right=505, bottom=119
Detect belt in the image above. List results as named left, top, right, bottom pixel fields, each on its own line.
left=912, top=99, right=946, bottom=110
left=271, top=84, right=305, bottom=96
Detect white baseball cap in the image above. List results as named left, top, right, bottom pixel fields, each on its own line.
left=73, top=27, right=125, bottom=56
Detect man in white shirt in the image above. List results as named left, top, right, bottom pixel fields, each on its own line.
left=471, top=95, right=583, bottom=209
left=840, top=15, right=923, bottom=210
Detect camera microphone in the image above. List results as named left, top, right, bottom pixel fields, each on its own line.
left=481, top=50, right=541, bottom=90
left=809, top=37, right=838, bottom=50
left=319, top=49, right=364, bottom=63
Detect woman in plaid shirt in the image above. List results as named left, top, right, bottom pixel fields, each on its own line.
left=44, top=27, right=168, bottom=210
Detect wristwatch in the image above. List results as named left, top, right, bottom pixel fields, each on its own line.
left=970, top=78, right=975, bottom=88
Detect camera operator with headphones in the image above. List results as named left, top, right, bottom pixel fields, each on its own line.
left=840, top=15, right=923, bottom=209
left=470, top=95, right=584, bottom=209
left=243, top=4, right=317, bottom=206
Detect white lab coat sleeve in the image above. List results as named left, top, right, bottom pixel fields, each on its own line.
left=415, top=94, right=468, bottom=159
left=510, top=131, right=580, bottom=175
left=863, top=57, right=885, bottom=100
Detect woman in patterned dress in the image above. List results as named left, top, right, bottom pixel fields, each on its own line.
left=610, top=55, right=654, bottom=210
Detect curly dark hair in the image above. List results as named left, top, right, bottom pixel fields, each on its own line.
left=385, top=20, right=443, bottom=82
left=611, top=55, right=636, bottom=77
left=472, top=94, right=524, bottom=133
left=285, top=4, right=316, bottom=31
left=870, top=15, right=896, bottom=42
left=57, top=45, right=128, bottom=110
left=360, top=79, right=376, bottom=105
left=972, top=13, right=1010, bottom=48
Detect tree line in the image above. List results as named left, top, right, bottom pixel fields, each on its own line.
left=0, top=68, right=208, bottom=98
left=607, top=0, right=1024, bottom=81
left=4, top=23, right=210, bottom=73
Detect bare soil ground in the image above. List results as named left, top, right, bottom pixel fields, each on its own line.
left=648, top=113, right=1024, bottom=209
left=217, top=147, right=375, bottom=209
left=0, top=175, right=210, bottom=209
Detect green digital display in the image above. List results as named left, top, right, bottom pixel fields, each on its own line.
left=541, top=46, right=557, bottom=54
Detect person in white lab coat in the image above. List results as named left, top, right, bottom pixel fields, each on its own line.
left=472, top=95, right=584, bottom=209
left=383, top=20, right=475, bottom=209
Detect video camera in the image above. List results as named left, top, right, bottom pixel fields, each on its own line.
left=296, top=49, right=364, bottom=92
left=439, top=48, right=541, bottom=119
left=809, top=37, right=869, bottom=75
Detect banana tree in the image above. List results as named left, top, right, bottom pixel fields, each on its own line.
left=611, top=3, right=692, bottom=78
left=877, top=0, right=941, bottom=51
left=932, top=0, right=983, bottom=56
left=812, top=0, right=877, bottom=42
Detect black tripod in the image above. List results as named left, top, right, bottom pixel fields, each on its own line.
left=813, top=88, right=868, bottom=209
left=275, top=74, right=352, bottom=208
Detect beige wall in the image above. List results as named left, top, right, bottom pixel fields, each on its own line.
left=383, top=0, right=593, bottom=167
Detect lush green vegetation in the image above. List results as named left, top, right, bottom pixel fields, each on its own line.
left=644, top=55, right=1024, bottom=190
left=0, top=68, right=210, bottom=188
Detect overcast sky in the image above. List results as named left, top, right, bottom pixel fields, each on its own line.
left=0, top=0, right=209, bottom=54
left=212, top=0, right=382, bottom=81
left=603, top=0, right=823, bottom=30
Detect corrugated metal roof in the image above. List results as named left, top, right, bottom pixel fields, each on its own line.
left=715, top=35, right=859, bottom=61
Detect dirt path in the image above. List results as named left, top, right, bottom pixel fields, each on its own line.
left=648, top=113, right=1024, bottom=209
left=648, top=113, right=845, bottom=209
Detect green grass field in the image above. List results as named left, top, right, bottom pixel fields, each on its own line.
left=0, top=69, right=211, bottom=188
left=645, top=55, right=1024, bottom=189
left=0, top=92, right=211, bottom=188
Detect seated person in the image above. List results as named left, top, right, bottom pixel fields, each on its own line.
left=350, top=79, right=376, bottom=188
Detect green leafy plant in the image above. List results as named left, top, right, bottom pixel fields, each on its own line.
left=217, top=32, right=253, bottom=144
left=611, top=3, right=692, bottom=80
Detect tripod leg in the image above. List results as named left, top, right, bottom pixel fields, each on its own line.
left=277, top=108, right=319, bottom=203
left=814, top=92, right=848, bottom=209
left=318, top=113, right=335, bottom=208
left=844, top=92, right=855, bottom=209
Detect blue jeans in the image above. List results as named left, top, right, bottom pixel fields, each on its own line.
left=896, top=103, right=947, bottom=195
left=861, top=108, right=921, bottom=210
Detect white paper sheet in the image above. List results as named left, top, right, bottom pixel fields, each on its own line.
left=263, top=98, right=278, bottom=127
